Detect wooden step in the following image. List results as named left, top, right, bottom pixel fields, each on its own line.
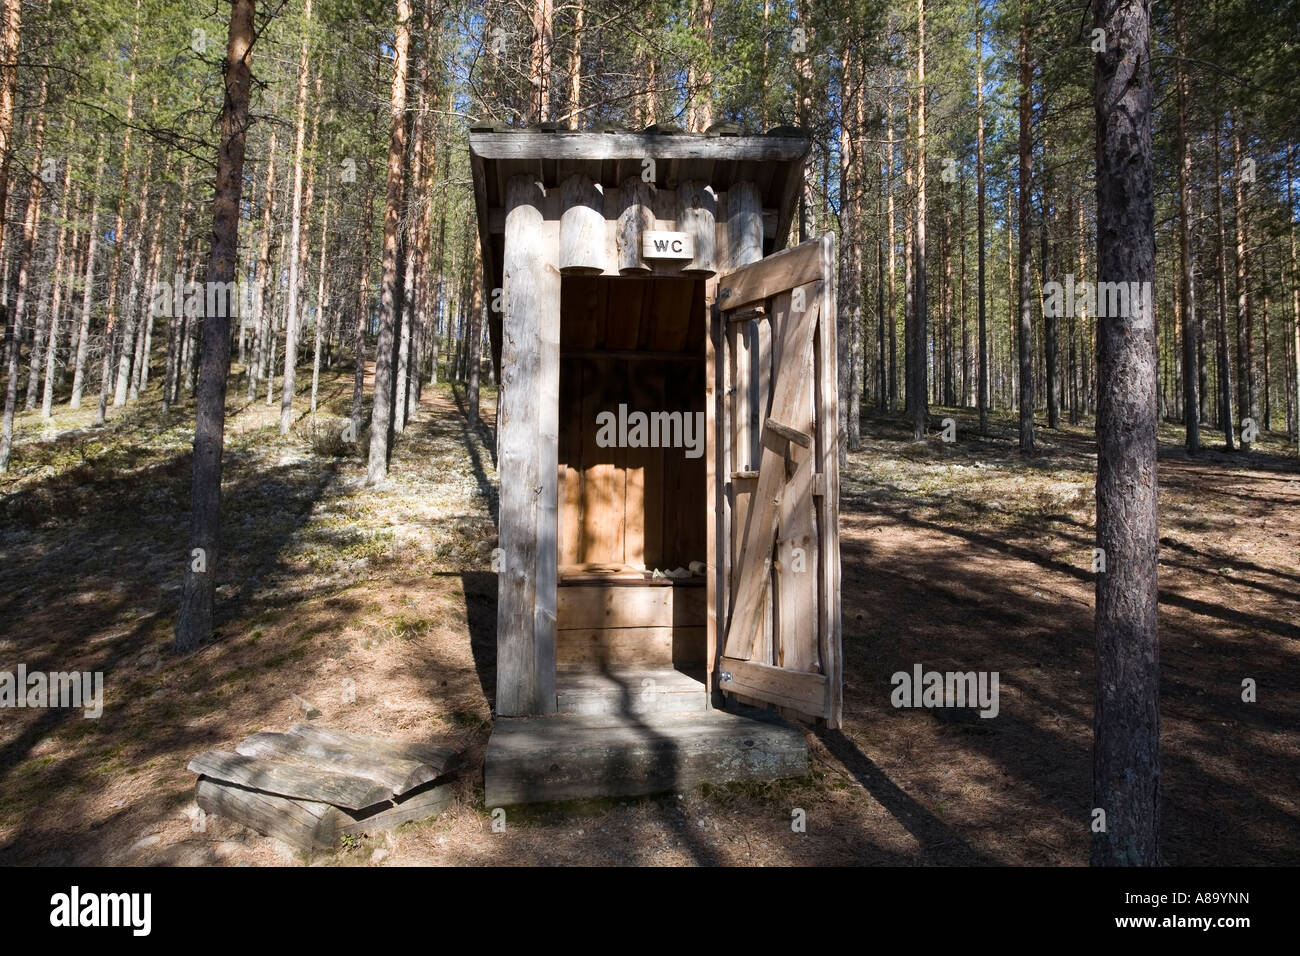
left=484, top=709, right=807, bottom=806
left=556, top=667, right=707, bottom=715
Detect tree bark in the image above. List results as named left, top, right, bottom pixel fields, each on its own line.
left=0, top=0, right=23, bottom=276
left=567, top=0, right=583, bottom=129
left=366, top=0, right=412, bottom=485
left=280, top=0, right=315, bottom=434
left=976, top=0, right=987, bottom=433
left=1043, top=185, right=1059, bottom=430
left=31, top=170, right=71, bottom=412
left=912, top=0, right=928, bottom=441
left=310, top=178, right=331, bottom=416
left=250, top=133, right=277, bottom=401
left=466, top=231, right=484, bottom=424
left=0, top=76, right=47, bottom=472
left=1017, top=16, right=1034, bottom=453
left=1231, top=113, right=1254, bottom=450
left=132, top=205, right=164, bottom=401
left=70, top=143, right=107, bottom=410
left=529, top=0, right=554, bottom=124
left=886, top=98, right=898, bottom=411
left=1174, top=0, right=1199, bottom=451
left=351, top=160, right=375, bottom=432
left=1092, top=0, right=1160, bottom=868
left=1289, top=144, right=1300, bottom=453
left=114, top=143, right=156, bottom=406
left=1213, top=112, right=1234, bottom=449
left=97, top=1, right=143, bottom=425
left=175, top=0, right=258, bottom=653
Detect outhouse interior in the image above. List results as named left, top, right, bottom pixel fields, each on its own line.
left=555, top=275, right=709, bottom=685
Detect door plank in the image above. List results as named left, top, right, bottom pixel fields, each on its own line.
left=717, top=241, right=823, bottom=312
left=722, top=286, right=821, bottom=662
left=720, top=658, right=828, bottom=714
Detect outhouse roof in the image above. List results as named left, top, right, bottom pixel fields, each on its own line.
left=468, top=125, right=811, bottom=377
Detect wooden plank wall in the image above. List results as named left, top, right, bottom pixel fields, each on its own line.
left=557, top=277, right=707, bottom=573
left=496, top=176, right=561, bottom=716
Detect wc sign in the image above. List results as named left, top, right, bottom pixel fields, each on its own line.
left=643, top=230, right=695, bottom=261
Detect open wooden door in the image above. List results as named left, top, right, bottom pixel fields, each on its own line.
left=715, top=234, right=842, bottom=728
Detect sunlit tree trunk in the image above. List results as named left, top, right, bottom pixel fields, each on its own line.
left=175, top=0, right=258, bottom=653
left=280, top=0, right=315, bottom=434
left=366, top=0, right=412, bottom=485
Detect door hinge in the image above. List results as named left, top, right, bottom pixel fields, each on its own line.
left=719, top=670, right=733, bottom=683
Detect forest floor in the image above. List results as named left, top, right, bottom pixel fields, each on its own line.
left=1, top=365, right=1297, bottom=866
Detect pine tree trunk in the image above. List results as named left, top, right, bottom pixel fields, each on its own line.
left=175, top=0, right=258, bottom=653
left=366, top=0, right=412, bottom=485
left=396, top=63, right=424, bottom=434
left=567, top=0, right=583, bottom=128
left=70, top=144, right=106, bottom=409
left=1262, top=265, right=1271, bottom=430
left=836, top=37, right=855, bottom=460
left=45, top=198, right=81, bottom=413
left=310, top=179, right=331, bottom=416
left=97, top=2, right=142, bottom=425
left=877, top=176, right=886, bottom=411
left=163, top=166, right=194, bottom=414
left=0, top=0, right=23, bottom=277
left=903, top=97, right=914, bottom=421
left=249, top=134, right=276, bottom=401
left=1231, top=114, right=1254, bottom=450
left=32, top=176, right=71, bottom=412
left=1289, top=144, right=1300, bottom=453
left=959, top=165, right=968, bottom=407
left=0, top=80, right=46, bottom=471
left=132, top=218, right=163, bottom=400
left=114, top=145, right=156, bottom=406
left=25, top=89, right=64, bottom=412
left=1016, top=18, right=1034, bottom=453
left=466, top=232, right=484, bottom=424
left=1092, top=0, right=1159, bottom=867
left=1043, top=186, right=1059, bottom=430
left=848, top=92, right=863, bottom=445
left=1175, top=0, right=1199, bottom=450
left=280, top=0, right=315, bottom=435
left=529, top=0, right=554, bottom=124
left=887, top=99, right=898, bottom=411
left=351, top=164, right=375, bottom=431
left=913, top=0, right=928, bottom=442
left=975, top=2, right=987, bottom=432
left=1213, top=112, right=1234, bottom=449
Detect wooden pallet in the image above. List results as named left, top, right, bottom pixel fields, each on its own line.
left=190, top=724, right=459, bottom=853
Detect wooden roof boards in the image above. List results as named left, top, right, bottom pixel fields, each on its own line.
left=469, top=126, right=810, bottom=380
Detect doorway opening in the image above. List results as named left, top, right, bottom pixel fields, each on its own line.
left=555, top=275, right=708, bottom=714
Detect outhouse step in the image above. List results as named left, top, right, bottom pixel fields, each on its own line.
left=483, top=709, right=808, bottom=806
left=555, top=666, right=707, bottom=715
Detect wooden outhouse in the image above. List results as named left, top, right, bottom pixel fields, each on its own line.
left=470, top=126, right=842, bottom=805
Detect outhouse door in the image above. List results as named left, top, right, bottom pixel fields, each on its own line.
left=714, top=233, right=842, bottom=728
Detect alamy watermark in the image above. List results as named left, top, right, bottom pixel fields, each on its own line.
left=595, top=404, right=706, bottom=459
left=0, top=664, right=103, bottom=718
left=890, top=664, right=999, bottom=718
left=1043, top=274, right=1153, bottom=323
left=149, top=276, right=257, bottom=318
left=50, top=886, right=150, bottom=936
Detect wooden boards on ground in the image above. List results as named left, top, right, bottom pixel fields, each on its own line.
left=190, top=725, right=460, bottom=854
